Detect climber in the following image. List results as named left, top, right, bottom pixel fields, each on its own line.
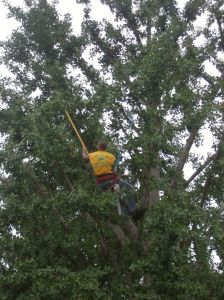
left=82, top=141, right=136, bottom=215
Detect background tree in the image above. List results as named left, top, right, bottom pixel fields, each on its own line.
left=0, top=0, right=224, bottom=299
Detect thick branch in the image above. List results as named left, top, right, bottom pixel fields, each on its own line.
left=200, top=173, right=214, bottom=206
left=201, top=72, right=216, bottom=87
left=143, top=166, right=160, bottom=208
left=76, top=57, right=100, bottom=85
left=107, top=2, right=142, bottom=46
left=200, top=143, right=223, bottom=205
left=116, top=102, right=140, bottom=136
left=107, top=221, right=127, bottom=246
left=126, top=19, right=142, bottom=46
left=0, top=176, right=9, bottom=184
left=212, top=5, right=224, bottom=50
left=146, top=17, right=152, bottom=43
left=85, top=212, right=119, bottom=267
left=118, top=13, right=142, bottom=45
left=86, top=212, right=128, bottom=247
left=185, top=153, right=216, bottom=187
left=64, top=175, right=75, bottom=192
left=25, top=167, right=70, bottom=232
left=26, top=168, right=49, bottom=198
left=170, top=129, right=198, bottom=188
left=123, top=218, right=138, bottom=241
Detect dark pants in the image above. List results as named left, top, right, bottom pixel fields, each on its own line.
left=97, top=179, right=136, bottom=214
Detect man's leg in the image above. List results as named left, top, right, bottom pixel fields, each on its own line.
left=97, top=180, right=122, bottom=215
left=97, top=180, right=114, bottom=191
left=118, top=179, right=136, bottom=214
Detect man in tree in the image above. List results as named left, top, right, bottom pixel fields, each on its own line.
left=82, top=141, right=136, bottom=215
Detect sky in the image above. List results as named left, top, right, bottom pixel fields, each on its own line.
left=0, top=0, right=104, bottom=38
left=0, top=0, right=189, bottom=40
left=0, top=0, right=218, bottom=77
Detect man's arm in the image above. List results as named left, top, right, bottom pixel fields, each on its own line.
left=82, top=146, right=89, bottom=160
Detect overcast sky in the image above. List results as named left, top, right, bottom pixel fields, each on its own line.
left=0, top=0, right=219, bottom=74
left=0, top=0, right=190, bottom=40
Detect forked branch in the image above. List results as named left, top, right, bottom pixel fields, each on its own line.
left=170, top=128, right=198, bottom=188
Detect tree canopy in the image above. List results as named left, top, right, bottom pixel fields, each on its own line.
left=0, top=0, right=224, bottom=299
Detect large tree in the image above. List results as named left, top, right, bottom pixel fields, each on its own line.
left=0, top=0, right=224, bottom=299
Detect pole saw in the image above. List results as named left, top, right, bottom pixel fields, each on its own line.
left=65, top=110, right=89, bottom=156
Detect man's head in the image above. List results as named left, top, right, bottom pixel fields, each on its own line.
left=98, top=141, right=107, bottom=151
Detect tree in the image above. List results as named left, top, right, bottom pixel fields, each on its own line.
left=0, top=0, right=224, bottom=299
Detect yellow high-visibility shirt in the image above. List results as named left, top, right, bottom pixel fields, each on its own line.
left=88, top=150, right=116, bottom=176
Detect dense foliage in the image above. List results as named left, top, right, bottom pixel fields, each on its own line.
left=0, top=0, right=224, bottom=299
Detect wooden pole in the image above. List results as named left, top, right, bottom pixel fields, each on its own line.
left=65, top=110, right=89, bottom=155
